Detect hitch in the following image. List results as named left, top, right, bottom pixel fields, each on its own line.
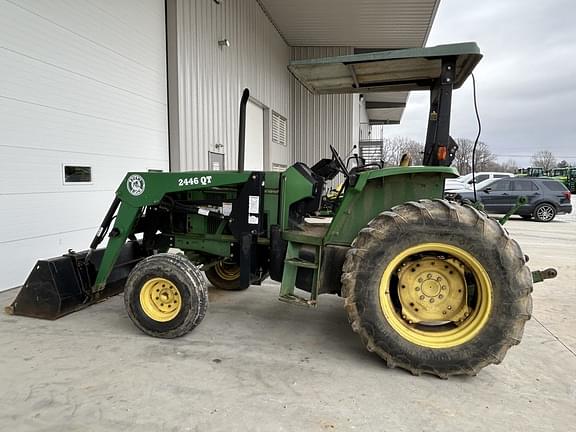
left=532, top=268, right=558, bottom=283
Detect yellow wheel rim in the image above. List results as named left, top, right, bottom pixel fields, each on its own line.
left=214, top=261, right=240, bottom=281
left=379, top=243, right=492, bottom=349
left=139, top=277, right=182, bottom=322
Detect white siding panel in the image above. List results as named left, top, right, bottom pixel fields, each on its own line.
left=0, top=98, right=168, bottom=161
left=0, top=0, right=166, bottom=103
left=0, top=0, right=168, bottom=291
left=1, top=49, right=167, bottom=132
left=1, top=146, right=165, bottom=194
left=174, top=0, right=291, bottom=171
left=0, top=229, right=97, bottom=291
left=0, top=191, right=113, bottom=244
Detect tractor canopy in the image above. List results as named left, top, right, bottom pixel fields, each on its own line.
left=288, top=42, right=482, bottom=95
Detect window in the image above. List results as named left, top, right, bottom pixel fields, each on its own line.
left=489, top=180, right=511, bottom=191
left=512, top=181, right=537, bottom=191
left=63, top=165, right=92, bottom=183
left=494, top=174, right=510, bottom=178
left=271, top=111, right=287, bottom=146
left=469, top=174, right=488, bottom=184
left=542, top=180, right=568, bottom=191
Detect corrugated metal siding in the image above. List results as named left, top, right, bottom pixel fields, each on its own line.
left=290, top=47, right=356, bottom=166
left=174, top=0, right=290, bottom=171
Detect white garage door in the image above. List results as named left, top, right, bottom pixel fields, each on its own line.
left=0, top=0, right=169, bottom=291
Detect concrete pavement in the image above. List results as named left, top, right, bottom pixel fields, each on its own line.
left=0, top=216, right=575, bottom=432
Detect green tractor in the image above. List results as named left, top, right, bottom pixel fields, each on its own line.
left=549, top=167, right=576, bottom=193
left=6, top=43, right=556, bottom=377
left=516, top=167, right=545, bottom=177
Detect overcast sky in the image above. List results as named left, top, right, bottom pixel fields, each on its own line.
left=385, top=0, right=576, bottom=166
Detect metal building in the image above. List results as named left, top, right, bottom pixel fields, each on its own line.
left=0, top=0, right=439, bottom=291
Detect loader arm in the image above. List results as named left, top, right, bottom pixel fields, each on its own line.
left=93, top=171, right=253, bottom=290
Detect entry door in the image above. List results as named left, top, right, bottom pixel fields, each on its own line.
left=244, top=100, right=264, bottom=170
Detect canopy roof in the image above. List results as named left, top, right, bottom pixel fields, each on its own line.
left=288, top=42, right=482, bottom=95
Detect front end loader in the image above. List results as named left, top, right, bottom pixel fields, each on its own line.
left=6, top=43, right=557, bottom=377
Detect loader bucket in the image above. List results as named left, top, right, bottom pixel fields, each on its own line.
left=5, top=241, right=145, bottom=320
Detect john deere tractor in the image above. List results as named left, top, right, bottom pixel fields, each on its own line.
left=7, top=43, right=556, bottom=377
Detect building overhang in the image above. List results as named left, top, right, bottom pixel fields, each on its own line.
left=257, top=0, right=440, bottom=49
left=257, top=0, right=441, bottom=126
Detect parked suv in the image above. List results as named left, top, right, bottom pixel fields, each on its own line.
left=446, top=177, right=572, bottom=222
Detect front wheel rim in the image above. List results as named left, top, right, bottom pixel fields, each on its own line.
left=379, top=243, right=493, bottom=349
left=139, top=277, right=182, bottom=322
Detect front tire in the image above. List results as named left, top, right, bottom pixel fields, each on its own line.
left=124, top=253, right=208, bottom=338
left=342, top=199, right=533, bottom=377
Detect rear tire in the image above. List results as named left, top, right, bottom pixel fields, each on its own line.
left=124, top=253, right=208, bottom=338
left=533, top=203, right=556, bottom=222
left=205, top=260, right=246, bottom=290
left=342, top=199, right=533, bottom=377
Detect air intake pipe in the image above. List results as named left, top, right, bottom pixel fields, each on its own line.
left=237, top=88, right=250, bottom=172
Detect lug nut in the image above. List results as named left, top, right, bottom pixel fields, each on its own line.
left=429, top=298, right=435, bottom=303
left=420, top=295, right=425, bottom=300
left=441, top=285, right=447, bottom=290
left=447, top=305, right=452, bottom=310
left=415, top=287, right=420, bottom=291
left=438, top=294, right=443, bottom=299
left=427, top=273, right=432, bottom=279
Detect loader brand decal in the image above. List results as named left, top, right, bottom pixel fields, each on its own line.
left=127, top=174, right=145, bottom=196
left=177, top=176, right=213, bottom=187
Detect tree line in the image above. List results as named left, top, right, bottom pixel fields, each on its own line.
left=371, top=137, right=569, bottom=175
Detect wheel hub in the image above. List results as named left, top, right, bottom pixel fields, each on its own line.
left=139, top=277, right=181, bottom=322
left=397, top=257, right=469, bottom=324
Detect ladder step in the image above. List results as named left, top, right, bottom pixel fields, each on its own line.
left=278, top=294, right=317, bottom=308
left=285, top=258, right=318, bottom=269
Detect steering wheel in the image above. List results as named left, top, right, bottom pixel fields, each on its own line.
left=330, top=145, right=349, bottom=177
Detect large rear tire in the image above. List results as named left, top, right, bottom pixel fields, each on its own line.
left=124, top=253, right=208, bottom=338
left=342, top=199, right=533, bottom=377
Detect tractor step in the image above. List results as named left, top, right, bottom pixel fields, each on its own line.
left=278, top=294, right=317, bottom=308
left=284, top=258, right=318, bottom=269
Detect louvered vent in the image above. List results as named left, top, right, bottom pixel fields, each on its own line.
left=359, top=141, right=383, bottom=164
left=272, top=111, right=287, bottom=146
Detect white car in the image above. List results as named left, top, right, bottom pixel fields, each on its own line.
left=445, top=177, right=500, bottom=195
left=445, top=172, right=514, bottom=192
